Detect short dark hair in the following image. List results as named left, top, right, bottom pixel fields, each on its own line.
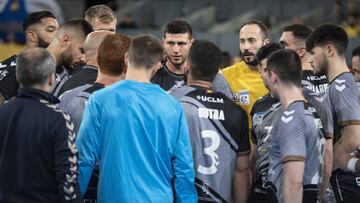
left=163, top=19, right=193, bottom=38
left=267, top=49, right=302, bottom=86
left=23, top=11, right=56, bottom=32
left=306, top=24, right=348, bottom=56
left=97, top=34, right=131, bottom=75
left=240, top=20, right=269, bottom=39
left=283, top=24, right=313, bottom=41
left=60, top=19, right=94, bottom=40
left=16, top=47, right=56, bottom=87
left=189, top=40, right=222, bottom=82
left=257, top=43, right=283, bottom=62
left=128, top=34, right=163, bottom=70
left=353, top=46, right=360, bottom=57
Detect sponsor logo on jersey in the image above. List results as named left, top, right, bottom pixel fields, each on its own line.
left=239, top=90, right=250, bottom=105
left=196, top=95, right=224, bottom=103
left=253, top=112, right=264, bottom=126
left=356, top=177, right=360, bottom=187
left=198, top=107, right=225, bottom=120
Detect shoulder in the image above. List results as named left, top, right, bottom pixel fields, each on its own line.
left=169, top=85, right=194, bottom=101
left=221, top=61, right=245, bottom=76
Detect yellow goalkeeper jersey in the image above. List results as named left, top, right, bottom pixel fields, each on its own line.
left=221, top=61, right=268, bottom=128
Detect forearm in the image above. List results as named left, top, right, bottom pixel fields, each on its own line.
left=233, top=170, right=250, bottom=203
left=320, top=139, right=333, bottom=201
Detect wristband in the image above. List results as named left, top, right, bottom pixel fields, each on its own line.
left=347, top=158, right=359, bottom=172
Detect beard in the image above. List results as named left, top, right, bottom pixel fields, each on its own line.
left=59, top=50, right=74, bottom=68
left=314, top=55, right=328, bottom=76
left=242, top=50, right=258, bottom=66
left=37, top=37, right=50, bottom=48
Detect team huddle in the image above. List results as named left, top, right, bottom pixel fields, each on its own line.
left=0, top=4, right=360, bottom=203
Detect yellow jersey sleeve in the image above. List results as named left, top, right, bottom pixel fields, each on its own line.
left=221, top=61, right=269, bottom=128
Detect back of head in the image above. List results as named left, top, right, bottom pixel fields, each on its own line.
left=23, top=11, right=56, bottom=32
left=189, top=40, right=222, bottom=82
left=267, top=49, right=302, bottom=86
left=163, top=18, right=193, bottom=38
left=283, top=24, right=313, bottom=41
left=306, top=24, right=348, bottom=56
left=97, top=33, right=131, bottom=75
left=240, top=20, right=269, bottom=40
left=128, top=34, right=163, bottom=70
left=257, top=43, right=283, bottom=62
left=16, top=48, right=56, bottom=87
left=85, top=5, right=116, bottom=25
left=83, top=30, right=112, bottom=58
left=58, top=19, right=94, bottom=41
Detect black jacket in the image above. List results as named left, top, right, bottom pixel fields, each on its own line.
left=0, top=88, right=81, bottom=203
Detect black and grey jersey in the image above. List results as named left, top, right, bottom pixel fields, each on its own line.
left=168, top=73, right=234, bottom=101
left=0, top=55, right=18, bottom=100
left=170, top=85, right=250, bottom=202
left=302, top=70, right=328, bottom=94
left=250, top=93, right=280, bottom=195
left=267, top=101, right=325, bottom=203
left=59, top=83, right=104, bottom=134
left=151, top=65, right=183, bottom=91
left=324, top=72, right=360, bottom=142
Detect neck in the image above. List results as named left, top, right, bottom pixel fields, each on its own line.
left=95, top=71, right=125, bottom=86
left=25, top=41, right=38, bottom=49
left=86, top=59, right=98, bottom=68
left=166, top=60, right=185, bottom=75
left=278, top=85, right=305, bottom=109
left=187, top=79, right=212, bottom=89
left=125, top=66, right=153, bottom=83
left=327, top=57, right=349, bottom=81
left=47, top=44, right=60, bottom=65
left=247, top=63, right=259, bottom=71
left=301, top=56, right=312, bottom=71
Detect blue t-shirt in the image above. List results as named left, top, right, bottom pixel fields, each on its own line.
left=76, top=80, right=197, bottom=203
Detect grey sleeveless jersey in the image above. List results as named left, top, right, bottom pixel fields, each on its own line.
left=170, top=85, right=250, bottom=202
left=267, top=101, right=325, bottom=203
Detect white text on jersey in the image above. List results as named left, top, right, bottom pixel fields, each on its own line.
left=198, top=108, right=225, bottom=120
left=196, top=95, right=224, bottom=103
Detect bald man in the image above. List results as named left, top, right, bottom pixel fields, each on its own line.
left=47, top=19, right=93, bottom=97
left=57, top=30, right=112, bottom=96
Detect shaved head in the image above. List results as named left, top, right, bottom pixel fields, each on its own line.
left=83, top=30, right=112, bottom=59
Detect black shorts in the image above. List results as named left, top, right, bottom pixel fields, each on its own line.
left=303, top=184, right=319, bottom=203
left=330, top=169, right=360, bottom=203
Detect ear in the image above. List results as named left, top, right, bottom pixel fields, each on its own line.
left=26, top=30, right=38, bottom=43
left=60, top=34, right=70, bottom=48
left=48, top=72, right=56, bottom=87
left=270, top=70, right=277, bottom=83
left=298, top=47, right=306, bottom=58
left=124, top=52, right=129, bottom=67
left=263, top=38, right=270, bottom=46
left=325, top=44, right=335, bottom=57
left=190, top=38, right=194, bottom=44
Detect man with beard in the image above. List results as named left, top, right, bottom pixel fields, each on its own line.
left=221, top=20, right=270, bottom=128
left=170, top=40, right=250, bottom=203
left=307, top=24, right=360, bottom=202
left=151, top=19, right=233, bottom=100
left=56, top=30, right=112, bottom=96
left=280, top=24, right=328, bottom=94
left=0, top=11, right=59, bottom=100
left=47, top=19, right=93, bottom=97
